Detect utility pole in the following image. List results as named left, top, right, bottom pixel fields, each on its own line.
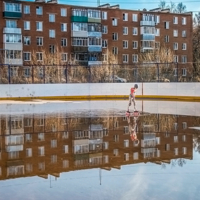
left=97, top=0, right=100, bottom=6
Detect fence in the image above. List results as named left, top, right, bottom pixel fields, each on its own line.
left=0, top=62, right=196, bottom=84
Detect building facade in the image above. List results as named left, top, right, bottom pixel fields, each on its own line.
left=0, top=0, right=193, bottom=67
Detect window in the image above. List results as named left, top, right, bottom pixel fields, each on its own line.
left=102, top=54, right=107, bottom=62
left=38, top=132, right=44, bottom=141
left=112, top=47, right=118, bottom=55
left=182, top=147, right=187, bottom=154
left=123, top=27, right=128, bottom=35
left=155, top=28, right=160, bottom=36
left=123, top=40, right=128, bottom=49
left=155, top=15, right=160, bottom=24
left=112, top=18, right=117, bottom=26
left=61, top=23, right=67, bottom=32
left=173, top=42, right=178, bottom=50
left=26, top=148, right=32, bottom=157
left=38, top=162, right=45, bottom=171
left=132, top=27, right=138, bottom=35
left=164, top=35, right=169, bottom=42
left=24, top=118, right=32, bottom=127
left=6, top=34, right=21, bottom=43
left=72, top=37, right=88, bottom=46
left=26, top=164, right=32, bottom=173
left=113, top=134, right=119, bottom=142
left=23, top=52, right=31, bottom=61
left=174, top=55, right=178, bottom=63
left=51, top=139, right=57, bottom=148
left=102, top=25, right=108, bottom=34
left=61, top=38, right=67, bottom=46
left=124, top=126, right=129, bottom=134
left=164, top=21, right=169, bottom=29
left=182, top=135, right=186, bottom=142
left=49, top=14, right=55, bottom=22
left=4, top=2, right=21, bottom=12
left=133, top=152, right=138, bottom=160
left=24, top=36, right=30, bottom=45
left=181, top=56, right=187, bottom=63
left=113, top=149, right=119, bottom=156
left=174, top=136, right=178, bottom=142
left=124, top=153, right=129, bottom=161
left=36, top=6, right=42, bottom=15
left=102, top=39, right=107, bottom=48
left=63, top=160, right=69, bottom=168
left=174, top=123, right=178, bottom=130
left=132, top=41, right=138, bottom=49
left=62, top=131, right=69, bottom=139
left=49, top=30, right=55, bottom=38
left=24, top=5, right=30, bottom=14
left=132, top=14, right=138, bottom=22
left=182, top=43, right=187, bottom=50
left=36, top=22, right=43, bottom=31
left=123, top=13, right=128, bottom=21
left=63, top=145, right=69, bottom=153
left=102, top=11, right=107, bottom=20
left=182, top=17, right=186, bottom=25
left=49, top=44, right=56, bottom=53
left=51, top=155, right=57, bottom=163
left=61, top=8, right=67, bottom=16
left=182, top=30, right=186, bottom=37
left=174, top=148, right=178, bottom=155
left=6, top=50, right=21, bottom=59
left=24, top=21, right=30, bottom=30
left=26, top=133, right=32, bottom=142
left=165, top=144, right=170, bottom=151
left=103, top=142, right=109, bottom=150
left=38, top=146, right=45, bottom=156
left=72, top=22, right=87, bottom=31
left=155, top=42, right=160, bottom=49
left=173, top=16, right=178, bottom=24
left=182, top=122, right=187, bottom=129
left=36, top=52, right=43, bottom=61
left=182, top=68, right=187, bottom=76
left=112, top=33, right=118, bottom=40
left=124, top=140, right=129, bottom=147
left=173, top=30, right=178, bottom=37
left=6, top=20, right=17, bottom=28
left=123, top=54, right=129, bottom=63
left=61, top=53, right=67, bottom=61
left=36, top=37, right=43, bottom=46
left=132, top=54, right=138, bottom=63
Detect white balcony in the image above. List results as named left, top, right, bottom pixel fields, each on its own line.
left=71, top=31, right=88, bottom=37
left=88, top=45, right=102, bottom=52
left=140, top=21, right=155, bottom=26
left=88, top=61, right=102, bottom=65
left=88, top=32, right=102, bottom=37
left=141, top=34, right=155, bottom=41
left=3, top=27, right=22, bottom=34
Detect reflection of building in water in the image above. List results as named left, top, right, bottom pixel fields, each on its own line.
left=0, top=113, right=195, bottom=180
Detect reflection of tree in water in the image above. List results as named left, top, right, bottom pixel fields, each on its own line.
left=161, top=158, right=186, bottom=169
left=192, top=117, right=200, bottom=153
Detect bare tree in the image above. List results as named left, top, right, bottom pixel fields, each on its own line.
left=158, top=0, right=167, bottom=9
left=193, top=12, right=200, bottom=81
left=176, top=2, right=187, bottom=13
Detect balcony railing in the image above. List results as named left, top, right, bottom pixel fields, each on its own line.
left=141, top=34, right=155, bottom=41
left=3, top=27, right=21, bottom=34
left=140, top=21, right=156, bottom=26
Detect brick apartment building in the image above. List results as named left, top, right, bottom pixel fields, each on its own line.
left=0, top=0, right=193, bottom=68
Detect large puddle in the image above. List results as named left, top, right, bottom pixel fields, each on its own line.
left=0, top=100, right=200, bottom=200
